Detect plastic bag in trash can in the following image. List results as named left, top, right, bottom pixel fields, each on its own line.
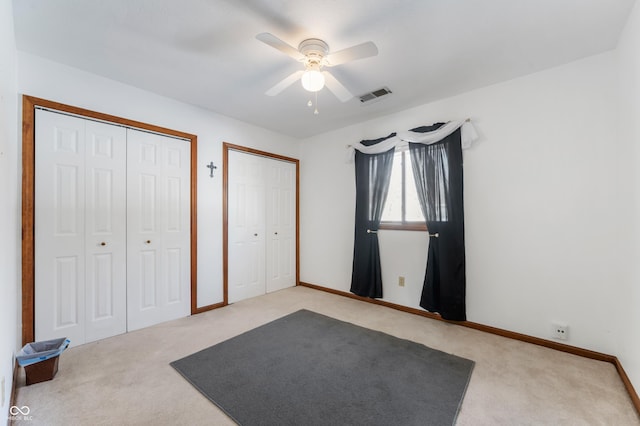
left=16, top=338, right=70, bottom=367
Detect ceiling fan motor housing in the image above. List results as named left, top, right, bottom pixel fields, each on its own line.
left=298, top=38, right=329, bottom=68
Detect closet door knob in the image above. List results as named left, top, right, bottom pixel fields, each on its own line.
left=274, top=232, right=278, bottom=235
left=145, top=240, right=151, bottom=244
left=254, top=233, right=258, bottom=237
left=100, top=242, right=107, bottom=246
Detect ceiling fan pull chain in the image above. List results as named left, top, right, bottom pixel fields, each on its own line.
left=314, top=91, right=319, bottom=115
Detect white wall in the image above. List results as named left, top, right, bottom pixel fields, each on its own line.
left=616, top=0, right=640, bottom=393
left=300, top=51, right=631, bottom=359
left=17, top=52, right=300, bottom=309
left=0, top=0, right=19, bottom=419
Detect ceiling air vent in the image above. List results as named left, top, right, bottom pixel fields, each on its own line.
left=359, top=87, right=392, bottom=104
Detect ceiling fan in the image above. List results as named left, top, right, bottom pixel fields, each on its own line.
left=256, top=32, right=378, bottom=102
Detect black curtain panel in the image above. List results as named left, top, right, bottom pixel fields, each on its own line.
left=350, top=135, right=396, bottom=298
left=409, top=124, right=466, bottom=321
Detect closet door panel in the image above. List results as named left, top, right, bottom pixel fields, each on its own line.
left=127, top=130, right=162, bottom=330
left=54, top=256, right=80, bottom=327
left=35, top=110, right=87, bottom=345
left=228, top=150, right=266, bottom=303
left=127, top=130, right=190, bottom=331
left=139, top=249, right=158, bottom=308
left=166, top=248, right=182, bottom=303
left=266, top=159, right=296, bottom=293
left=161, top=138, right=191, bottom=311
left=84, top=120, right=127, bottom=343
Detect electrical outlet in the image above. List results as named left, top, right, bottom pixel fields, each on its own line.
left=552, top=322, right=568, bottom=340
left=398, top=276, right=405, bottom=287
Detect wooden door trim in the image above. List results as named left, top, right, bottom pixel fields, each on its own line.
left=21, top=95, right=200, bottom=344
left=222, top=142, right=300, bottom=306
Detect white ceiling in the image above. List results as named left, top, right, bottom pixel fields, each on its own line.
left=12, top=0, right=636, bottom=138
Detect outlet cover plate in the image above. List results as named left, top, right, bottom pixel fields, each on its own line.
left=552, top=322, right=569, bottom=340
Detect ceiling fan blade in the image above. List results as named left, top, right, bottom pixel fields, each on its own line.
left=265, top=70, right=305, bottom=96
left=322, top=71, right=353, bottom=102
left=325, top=41, right=378, bottom=66
left=256, top=32, right=304, bottom=61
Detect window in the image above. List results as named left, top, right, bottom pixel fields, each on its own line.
left=380, top=149, right=426, bottom=230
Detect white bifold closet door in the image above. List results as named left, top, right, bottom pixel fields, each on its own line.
left=264, top=157, right=296, bottom=293
left=35, top=110, right=191, bottom=346
left=228, top=150, right=266, bottom=303
left=228, top=150, right=296, bottom=304
left=126, top=129, right=191, bottom=331
left=35, top=110, right=127, bottom=345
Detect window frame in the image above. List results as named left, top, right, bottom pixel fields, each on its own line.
left=379, top=149, right=427, bottom=232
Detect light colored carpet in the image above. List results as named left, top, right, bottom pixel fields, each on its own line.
left=13, top=286, right=640, bottom=425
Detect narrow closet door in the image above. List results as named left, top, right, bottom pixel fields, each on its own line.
left=265, top=159, right=296, bottom=293
left=228, top=150, right=266, bottom=303
left=35, top=110, right=87, bottom=345
left=126, top=129, right=191, bottom=331
left=84, top=120, right=127, bottom=343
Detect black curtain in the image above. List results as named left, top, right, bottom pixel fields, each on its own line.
left=409, top=124, right=466, bottom=321
left=350, top=134, right=396, bottom=298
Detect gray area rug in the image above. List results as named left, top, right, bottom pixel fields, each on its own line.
left=170, top=309, right=474, bottom=426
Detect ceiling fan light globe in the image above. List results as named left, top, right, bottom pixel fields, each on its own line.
left=301, top=70, right=325, bottom=92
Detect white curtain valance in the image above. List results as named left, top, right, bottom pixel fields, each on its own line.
left=347, top=120, right=479, bottom=163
